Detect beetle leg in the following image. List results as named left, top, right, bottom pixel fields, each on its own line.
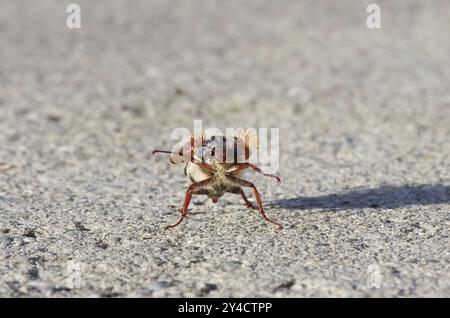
left=239, top=189, right=258, bottom=210
left=227, top=187, right=258, bottom=210
left=196, top=162, right=216, bottom=173
left=227, top=176, right=283, bottom=229
left=165, top=178, right=213, bottom=230
left=226, top=163, right=281, bottom=183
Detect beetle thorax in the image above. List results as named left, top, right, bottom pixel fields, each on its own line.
left=191, top=135, right=248, bottom=165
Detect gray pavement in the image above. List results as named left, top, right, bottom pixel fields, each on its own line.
left=0, top=0, right=449, bottom=297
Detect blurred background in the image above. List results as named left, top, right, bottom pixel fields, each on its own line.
left=0, top=0, right=449, bottom=297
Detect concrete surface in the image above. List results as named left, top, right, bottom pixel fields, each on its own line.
left=0, top=0, right=449, bottom=297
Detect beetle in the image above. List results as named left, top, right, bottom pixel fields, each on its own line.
left=152, top=130, right=282, bottom=230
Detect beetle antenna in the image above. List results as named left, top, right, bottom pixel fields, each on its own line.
left=152, top=149, right=176, bottom=155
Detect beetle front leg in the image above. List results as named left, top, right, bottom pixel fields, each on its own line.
left=196, top=162, right=216, bottom=173
left=165, top=178, right=212, bottom=230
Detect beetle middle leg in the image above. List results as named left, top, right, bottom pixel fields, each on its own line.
left=227, top=176, right=283, bottom=229
left=226, top=163, right=281, bottom=183
left=228, top=187, right=258, bottom=210
left=165, top=178, right=212, bottom=230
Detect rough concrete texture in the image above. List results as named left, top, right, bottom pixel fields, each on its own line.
left=0, top=0, right=449, bottom=297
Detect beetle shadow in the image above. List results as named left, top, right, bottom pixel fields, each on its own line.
left=269, top=184, right=450, bottom=210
